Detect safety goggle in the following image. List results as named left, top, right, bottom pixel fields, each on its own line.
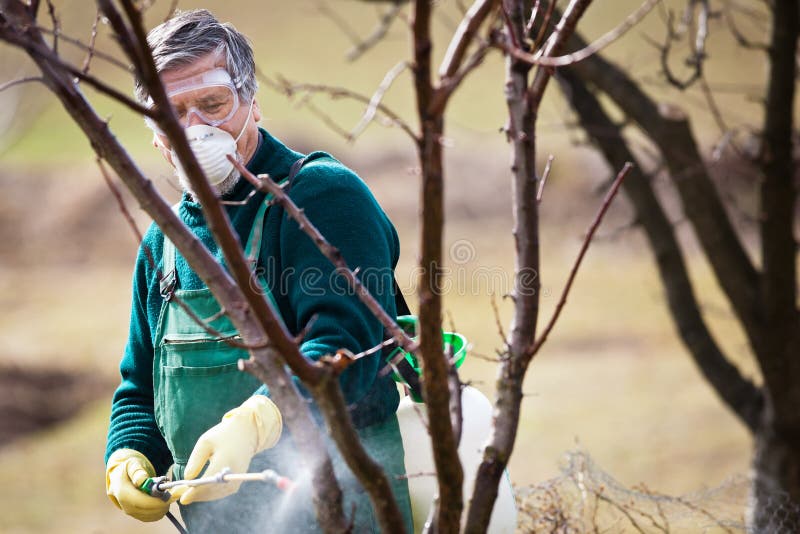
left=145, top=68, right=241, bottom=134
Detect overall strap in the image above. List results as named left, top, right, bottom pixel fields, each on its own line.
left=159, top=205, right=181, bottom=299
left=245, top=156, right=307, bottom=265
left=159, top=156, right=309, bottom=301
left=283, top=156, right=307, bottom=194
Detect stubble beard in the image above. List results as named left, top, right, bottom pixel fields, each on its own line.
left=177, top=151, right=243, bottom=200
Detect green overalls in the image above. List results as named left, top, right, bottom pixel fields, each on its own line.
left=152, top=190, right=413, bottom=532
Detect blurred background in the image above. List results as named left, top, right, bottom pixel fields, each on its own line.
left=0, top=0, right=779, bottom=531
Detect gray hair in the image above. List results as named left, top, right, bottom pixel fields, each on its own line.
left=134, top=9, right=258, bottom=103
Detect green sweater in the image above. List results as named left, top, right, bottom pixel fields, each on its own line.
left=106, top=129, right=401, bottom=474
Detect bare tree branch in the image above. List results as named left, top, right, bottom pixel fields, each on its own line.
left=412, top=0, right=464, bottom=530
left=44, top=0, right=58, bottom=54
left=651, top=0, right=709, bottom=90
left=164, top=0, right=179, bottom=23
left=529, top=0, right=594, bottom=103
left=439, top=0, right=498, bottom=79
left=536, top=154, right=554, bottom=202
left=311, top=364, right=409, bottom=534
left=232, top=158, right=419, bottom=356
left=563, top=20, right=764, bottom=363
left=430, top=39, right=492, bottom=116
left=263, top=73, right=418, bottom=142
left=525, top=0, right=543, bottom=37
left=723, top=0, right=769, bottom=50
left=555, top=65, right=763, bottom=431
left=34, top=25, right=131, bottom=71
left=351, top=60, right=409, bottom=140
left=348, top=2, right=405, bottom=61
left=529, top=163, right=632, bottom=357
left=0, top=27, right=152, bottom=116
left=531, top=0, right=556, bottom=50
left=0, top=75, right=43, bottom=92
left=510, top=0, right=659, bottom=67
left=80, top=9, right=101, bottom=75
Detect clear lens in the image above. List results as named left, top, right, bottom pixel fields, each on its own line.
left=144, top=69, right=242, bottom=135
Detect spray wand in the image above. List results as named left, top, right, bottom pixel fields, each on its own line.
left=140, top=467, right=295, bottom=502
left=137, top=468, right=293, bottom=534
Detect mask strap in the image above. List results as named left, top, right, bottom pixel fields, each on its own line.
left=234, top=98, right=255, bottom=144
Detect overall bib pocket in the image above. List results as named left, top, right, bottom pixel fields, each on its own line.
left=154, top=338, right=261, bottom=467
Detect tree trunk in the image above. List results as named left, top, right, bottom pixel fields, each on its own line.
left=751, top=416, right=800, bottom=533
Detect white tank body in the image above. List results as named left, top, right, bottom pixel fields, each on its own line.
left=396, top=385, right=518, bottom=533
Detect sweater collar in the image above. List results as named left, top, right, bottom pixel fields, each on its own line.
left=179, top=128, right=304, bottom=226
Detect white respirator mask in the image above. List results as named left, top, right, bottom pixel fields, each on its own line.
left=146, top=67, right=255, bottom=191
left=171, top=97, right=254, bottom=187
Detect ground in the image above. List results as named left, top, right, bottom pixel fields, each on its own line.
left=0, top=364, right=111, bottom=447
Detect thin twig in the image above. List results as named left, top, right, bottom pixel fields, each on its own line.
left=28, top=0, right=41, bottom=18
left=35, top=26, right=132, bottom=71
left=447, top=340, right=463, bottom=448
left=654, top=0, right=709, bottom=90
left=507, top=0, right=659, bottom=67
left=97, top=157, right=146, bottom=246
left=537, top=154, right=554, bottom=202
left=5, top=33, right=153, bottom=116
left=347, top=2, right=405, bottom=61
left=439, top=0, right=498, bottom=79
left=164, top=0, right=179, bottom=23
left=500, top=3, right=521, bottom=50
left=528, top=163, right=633, bottom=358
left=698, top=75, right=746, bottom=158
left=220, top=189, right=258, bottom=206
left=445, top=309, right=457, bottom=335
left=263, top=73, right=418, bottom=142
left=526, top=0, right=543, bottom=37
left=290, top=92, right=355, bottom=140
left=350, top=61, right=408, bottom=140
left=81, top=9, right=101, bottom=75
left=723, top=1, right=768, bottom=50
left=468, top=349, right=504, bottom=363
left=593, top=491, right=648, bottom=534
left=169, top=295, right=273, bottom=350
left=345, top=338, right=397, bottom=362
left=431, top=39, right=491, bottom=115
left=44, top=0, right=59, bottom=55
left=532, top=0, right=557, bottom=51
left=489, top=293, right=508, bottom=345
left=0, top=76, right=44, bottom=93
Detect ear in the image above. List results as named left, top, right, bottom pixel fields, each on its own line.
left=252, top=99, right=262, bottom=123
left=153, top=132, right=175, bottom=167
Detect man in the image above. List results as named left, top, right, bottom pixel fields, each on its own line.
left=105, top=9, right=413, bottom=532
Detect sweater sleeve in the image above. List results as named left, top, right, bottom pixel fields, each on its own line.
left=105, top=229, right=173, bottom=474
left=276, top=158, right=399, bottom=407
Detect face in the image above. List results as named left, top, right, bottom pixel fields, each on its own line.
left=153, top=52, right=261, bottom=168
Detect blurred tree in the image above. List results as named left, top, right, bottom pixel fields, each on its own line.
left=549, top=1, right=798, bottom=529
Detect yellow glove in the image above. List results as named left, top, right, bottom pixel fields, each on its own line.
left=179, top=395, right=283, bottom=505
left=106, top=448, right=178, bottom=522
